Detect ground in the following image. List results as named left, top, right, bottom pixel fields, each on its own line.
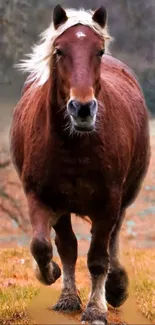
left=0, top=248, right=155, bottom=325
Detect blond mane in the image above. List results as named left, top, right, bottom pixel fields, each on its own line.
left=17, top=8, right=112, bottom=86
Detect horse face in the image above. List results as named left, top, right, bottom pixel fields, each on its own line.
left=53, top=7, right=107, bottom=132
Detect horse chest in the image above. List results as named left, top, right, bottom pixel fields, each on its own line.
left=52, top=156, right=98, bottom=194
left=48, top=155, right=105, bottom=214
left=59, top=177, right=96, bottom=197
left=58, top=176, right=101, bottom=214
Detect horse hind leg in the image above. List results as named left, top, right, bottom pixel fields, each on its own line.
left=52, top=214, right=82, bottom=312
left=28, top=193, right=61, bottom=285
left=105, top=210, right=129, bottom=308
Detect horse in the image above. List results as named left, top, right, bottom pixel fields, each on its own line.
left=10, top=5, right=150, bottom=324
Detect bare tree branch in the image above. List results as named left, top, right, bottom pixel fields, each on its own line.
left=0, top=154, right=29, bottom=233
left=0, top=160, right=10, bottom=168
left=0, top=203, right=26, bottom=233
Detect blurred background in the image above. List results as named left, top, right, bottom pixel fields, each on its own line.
left=0, top=0, right=155, bottom=252
left=0, top=2, right=155, bottom=324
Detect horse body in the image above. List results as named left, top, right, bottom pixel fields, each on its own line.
left=12, top=55, right=149, bottom=215
left=10, top=6, right=150, bottom=325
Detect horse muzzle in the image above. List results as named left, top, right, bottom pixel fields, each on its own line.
left=67, top=99, right=98, bottom=132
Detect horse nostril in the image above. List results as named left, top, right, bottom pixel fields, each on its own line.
left=67, top=99, right=97, bottom=120
left=67, top=100, right=79, bottom=117
left=78, top=100, right=97, bottom=119
left=78, top=105, right=90, bottom=119
left=90, top=100, right=97, bottom=117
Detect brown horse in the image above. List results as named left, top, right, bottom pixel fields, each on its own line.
left=10, top=5, right=150, bottom=324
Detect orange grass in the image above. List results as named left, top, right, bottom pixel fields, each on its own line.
left=0, top=248, right=154, bottom=324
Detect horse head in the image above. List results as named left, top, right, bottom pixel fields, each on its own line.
left=52, top=5, right=108, bottom=132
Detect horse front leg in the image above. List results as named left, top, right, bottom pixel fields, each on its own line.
left=52, top=214, right=82, bottom=312
left=27, top=193, right=61, bottom=285
left=82, top=192, right=121, bottom=325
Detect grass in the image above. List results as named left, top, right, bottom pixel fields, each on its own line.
left=0, top=248, right=39, bottom=325
left=0, top=248, right=154, bottom=324
left=124, top=249, right=155, bottom=322
left=0, top=285, right=38, bottom=325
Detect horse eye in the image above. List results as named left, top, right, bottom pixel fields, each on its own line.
left=97, top=49, right=105, bottom=57
left=55, top=48, right=63, bottom=56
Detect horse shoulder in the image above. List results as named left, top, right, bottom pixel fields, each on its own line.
left=100, top=55, right=148, bottom=130
left=10, top=82, right=42, bottom=176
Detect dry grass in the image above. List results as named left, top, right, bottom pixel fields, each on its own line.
left=0, top=248, right=38, bottom=324
left=0, top=248, right=154, bottom=324
left=124, top=249, right=155, bottom=322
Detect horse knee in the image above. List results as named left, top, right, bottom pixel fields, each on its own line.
left=106, top=265, right=129, bottom=307
left=30, top=236, right=53, bottom=265
left=88, top=255, right=109, bottom=276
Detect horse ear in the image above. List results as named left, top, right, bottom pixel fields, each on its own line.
left=92, top=6, right=107, bottom=28
left=53, top=5, right=68, bottom=29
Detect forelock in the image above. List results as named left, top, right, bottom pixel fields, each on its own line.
left=16, top=8, right=112, bottom=86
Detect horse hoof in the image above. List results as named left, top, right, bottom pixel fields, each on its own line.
left=106, top=266, right=129, bottom=307
left=52, top=291, right=82, bottom=312
left=81, top=306, right=107, bottom=325
left=35, top=260, right=61, bottom=285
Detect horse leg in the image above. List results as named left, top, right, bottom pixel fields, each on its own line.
left=105, top=179, right=145, bottom=308
left=53, top=214, right=82, bottom=312
left=106, top=210, right=129, bottom=308
left=27, top=193, right=61, bottom=285
left=82, top=193, right=121, bottom=324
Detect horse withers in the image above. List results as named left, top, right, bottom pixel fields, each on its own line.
left=10, top=5, right=150, bottom=324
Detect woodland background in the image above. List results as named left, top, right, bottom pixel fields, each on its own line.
left=0, top=0, right=155, bottom=113
left=0, top=2, right=155, bottom=324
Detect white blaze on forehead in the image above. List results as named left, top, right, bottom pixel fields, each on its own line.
left=76, top=31, right=86, bottom=38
